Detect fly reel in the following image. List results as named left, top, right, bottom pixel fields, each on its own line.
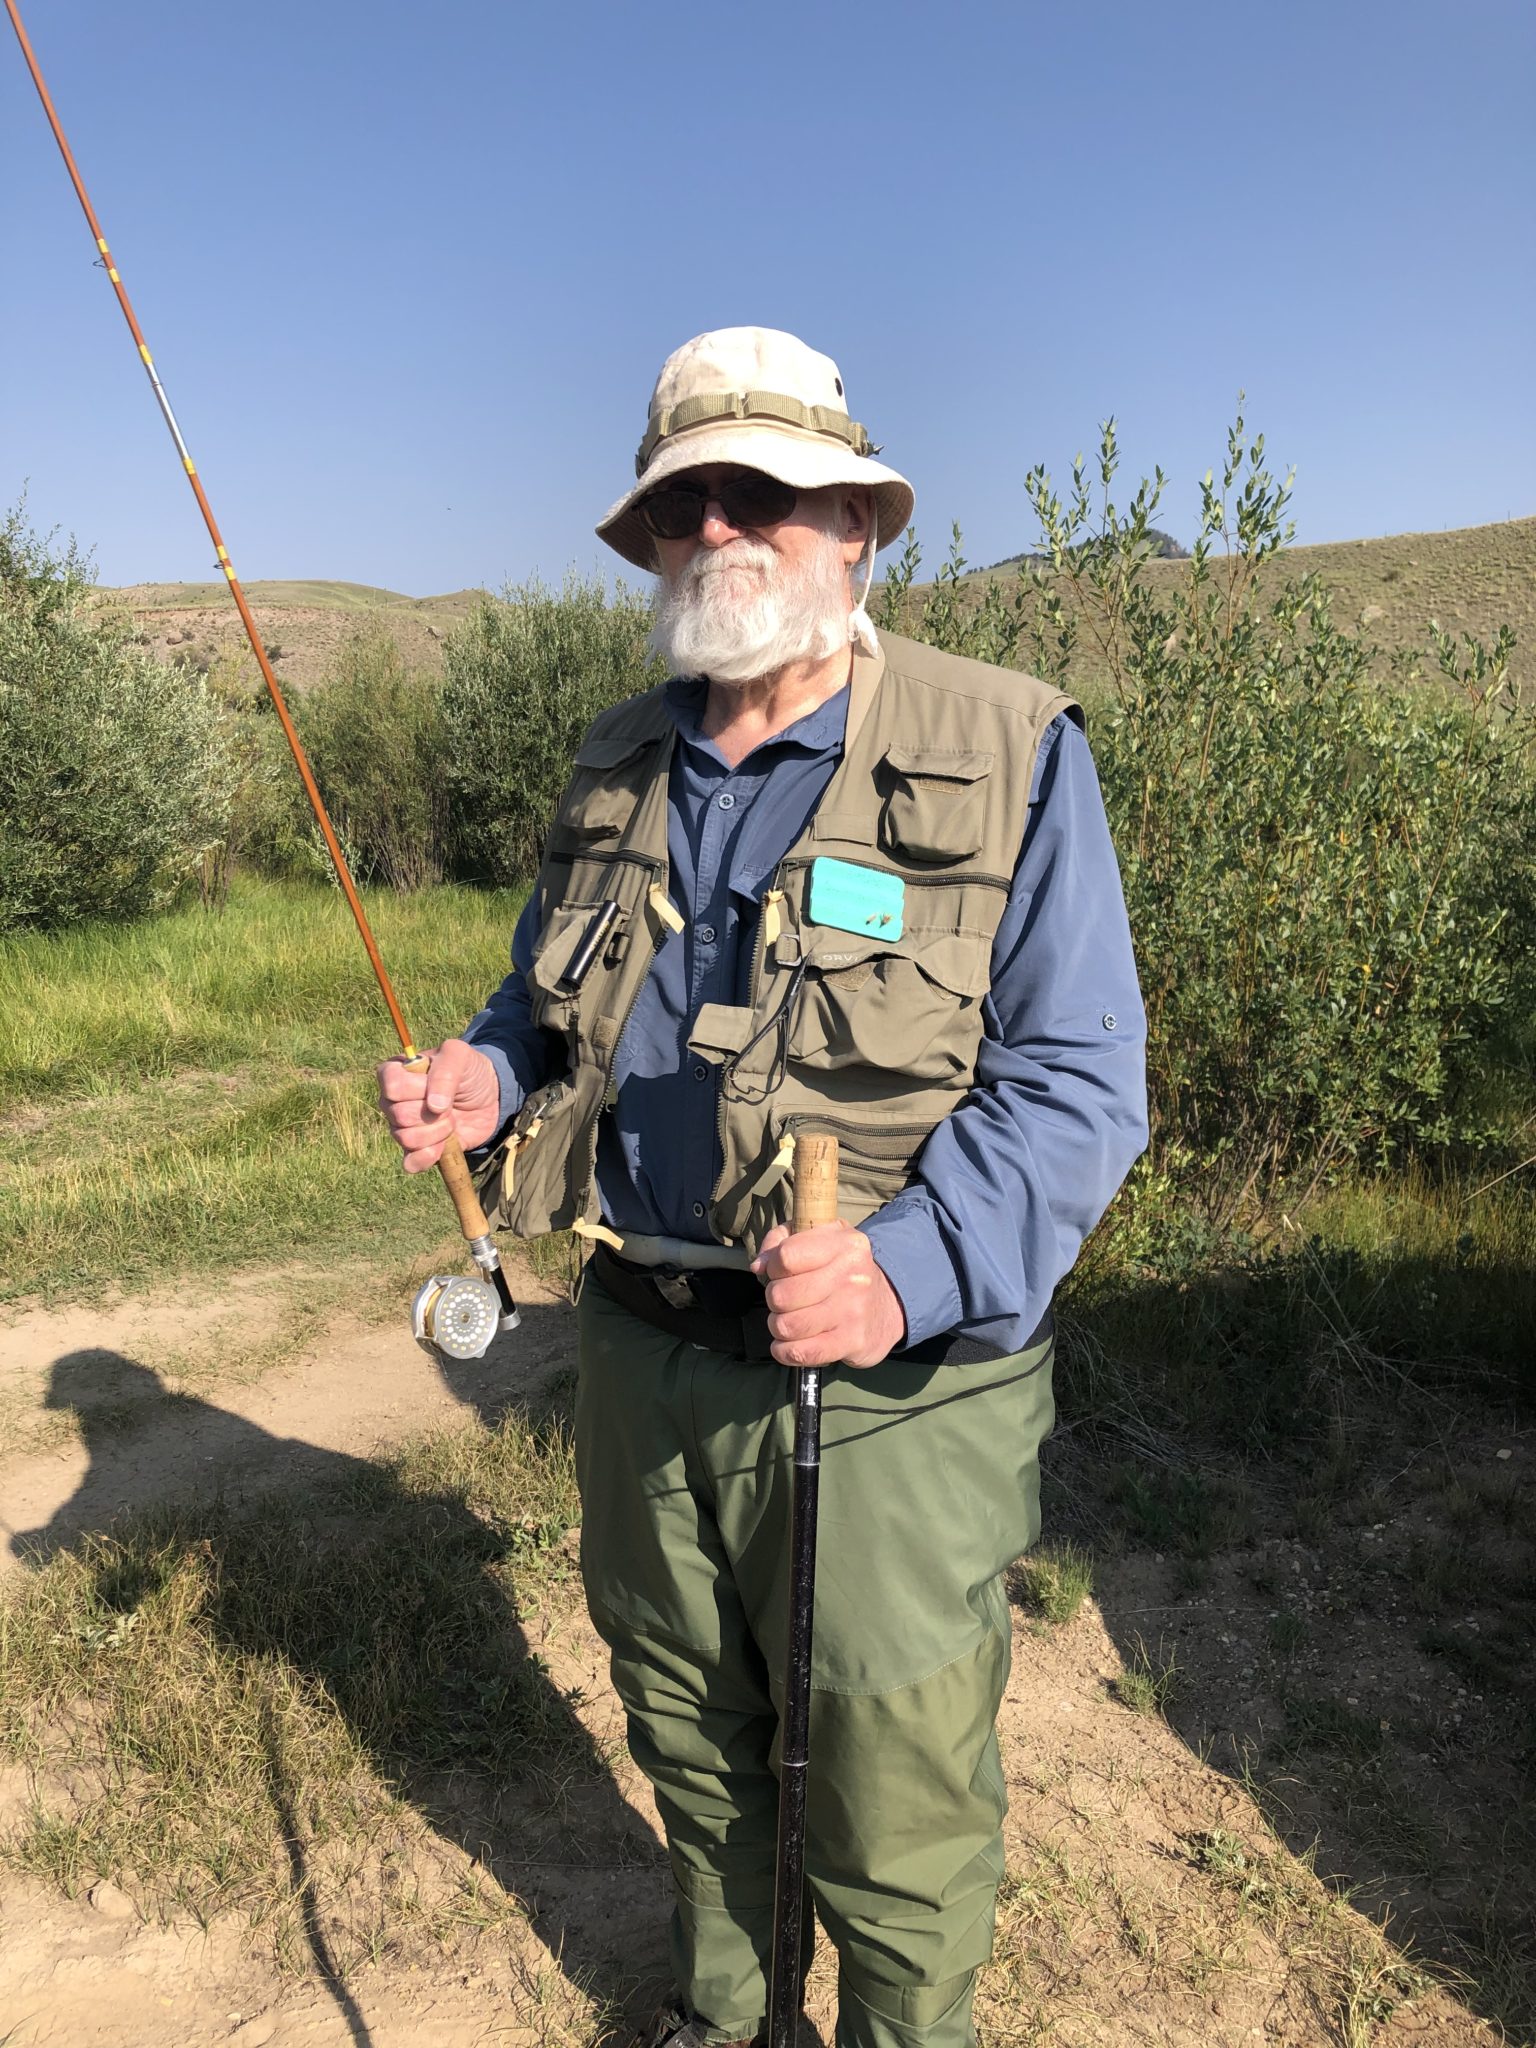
left=412, top=1271, right=518, bottom=1360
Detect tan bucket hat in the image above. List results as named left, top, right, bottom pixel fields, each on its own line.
left=597, top=326, right=915, bottom=574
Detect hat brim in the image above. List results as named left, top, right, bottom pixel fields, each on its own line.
left=596, top=422, right=915, bottom=574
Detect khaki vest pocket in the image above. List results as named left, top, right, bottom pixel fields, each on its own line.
left=525, top=902, right=616, bottom=1028
left=483, top=1075, right=583, bottom=1235
left=790, top=927, right=991, bottom=1083
left=552, top=733, right=658, bottom=847
left=879, top=745, right=994, bottom=864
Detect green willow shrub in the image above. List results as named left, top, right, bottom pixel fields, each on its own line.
left=444, top=573, right=663, bottom=885
left=879, top=420, right=1533, bottom=1218
left=0, top=509, right=236, bottom=933
left=296, top=629, right=449, bottom=892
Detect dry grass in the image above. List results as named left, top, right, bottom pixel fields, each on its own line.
left=976, top=1813, right=1440, bottom=2047
left=952, top=513, right=1536, bottom=705
left=1007, top=1541, right=1096, bottom=1627
left=0, top=1404, right=587, bottom=1970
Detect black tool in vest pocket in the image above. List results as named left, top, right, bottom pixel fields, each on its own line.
left=528, top=901, right=623, bottom=1025
left=555, top=900, right=622, bottom=996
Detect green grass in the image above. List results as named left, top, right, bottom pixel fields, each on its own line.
left=1007, top=1540, right=1096, bottom=1626
left=0, top=877, right=526, bottom=1299
left=1110, top=1636, right=1179, bottom=1717
left=0, top=874, right=524, bottom=1103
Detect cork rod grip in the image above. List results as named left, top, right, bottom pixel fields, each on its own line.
left=791, top=1133, right=840, bottom=1233
left=405, top=1055, right=493, bottom=1242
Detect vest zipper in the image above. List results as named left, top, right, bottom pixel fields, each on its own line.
left=782, top=1111, right=938, bottom=1152
left=567, top=852, right=670, bottom=1228
left=708, top=873, right=783, bottom=1229
left=778, top=856, right=1014, bottom=898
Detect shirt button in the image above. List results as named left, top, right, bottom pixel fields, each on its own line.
left=1102, top=1012, right=1117, bottom=1030
left=693, top=1064, right=708, bottom=1082
left=692, top=1201, right=706, bottom=1218
left=697, top=924, right=717, bottom=944
left=717, top=792, right=736, bottom=810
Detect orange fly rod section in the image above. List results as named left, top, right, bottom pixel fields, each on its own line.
left=6, top=0, right=506, bottom=1277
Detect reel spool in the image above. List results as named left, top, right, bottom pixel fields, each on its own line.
left=412, top=1272, right=507, bottom=1360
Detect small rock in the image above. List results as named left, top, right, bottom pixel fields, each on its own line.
left=87, top=1879, right=136, bottom=1920
left=1496, top=1448, right=1512, bottom=1461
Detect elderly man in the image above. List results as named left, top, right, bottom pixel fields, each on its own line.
left=378, top=328, right=1147, bottom=2048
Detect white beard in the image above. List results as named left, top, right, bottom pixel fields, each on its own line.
left=649, top=527, right=854, bottom=684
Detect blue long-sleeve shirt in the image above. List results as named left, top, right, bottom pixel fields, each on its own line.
left=465, top=672, right=1148, bottom=1355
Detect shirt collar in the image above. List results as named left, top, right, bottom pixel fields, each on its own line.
left=663, top=672, right=849, bottom=761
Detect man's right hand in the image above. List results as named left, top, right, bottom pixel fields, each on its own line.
left=375, top=1038, right=502, bottom=1172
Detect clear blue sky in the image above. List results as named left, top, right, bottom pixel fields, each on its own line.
left=4, top=0, right=1533, bottom=595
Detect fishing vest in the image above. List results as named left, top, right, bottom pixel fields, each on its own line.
left=477, top=630, right=1079, bottom=1254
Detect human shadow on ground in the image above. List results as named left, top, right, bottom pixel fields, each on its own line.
left=7, top=1302, right=670, bottom=2042
left=1049, top=1239, right=1536, bottom=2042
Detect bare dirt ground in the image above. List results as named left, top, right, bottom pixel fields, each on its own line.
left=0, top=1261, right=1513, bottom=2047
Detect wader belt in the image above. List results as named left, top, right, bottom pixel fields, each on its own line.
left=592, top=1244, right=776, bottom=1358
left=589, top=1243, right=1024, bottom=1366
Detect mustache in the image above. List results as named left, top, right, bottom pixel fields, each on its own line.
left=667, top=539, right=779, bottom=592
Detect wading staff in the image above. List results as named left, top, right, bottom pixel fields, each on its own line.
left=6, top=0, right=517, bottom=1357
left=768, top=1132, right=838, bottom=2048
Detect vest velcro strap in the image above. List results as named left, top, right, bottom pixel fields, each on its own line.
left=883, top=744, right=995, bottom=782
left=687, top=1002, right=755, bottom=1059
left=573, top=732, right=657, bottom=770
left=811, top=809, right=877, bottom=845
left=648, top=883, right=686, bottom=934
left=750, top=1131, right=796, bottom=1196
left=572, top=1217, right=625, bottom=1251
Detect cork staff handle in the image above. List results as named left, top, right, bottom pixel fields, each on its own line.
left=791, top=1131, right=840, bottom=1232
left=404, top=1054, right=492, bottom=1242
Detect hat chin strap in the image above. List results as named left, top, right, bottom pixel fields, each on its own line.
left=848, top=516, right=880, bottom=656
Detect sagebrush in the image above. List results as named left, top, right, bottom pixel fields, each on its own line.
left=0, top=508, right=236, bottom=933
left=442, top=572, right=664, bottom=885
left=877, top=416, right=1533, bottom=1217
left=296, top=628, right=450, bottom=892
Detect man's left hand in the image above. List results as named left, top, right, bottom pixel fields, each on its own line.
left=751, top=1223, right=907, bottom=1369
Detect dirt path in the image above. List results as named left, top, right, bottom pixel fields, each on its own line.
left=0, top=1260, right=573, bottom=1572
left=0, top=1268, right=1506, bottom=2047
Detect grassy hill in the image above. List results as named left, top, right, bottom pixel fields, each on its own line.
left=93, top=514, right=1533, bottom=701
left=944, top=514, right=1535, bottom=701
left=90, top=579, right=484, bottom=693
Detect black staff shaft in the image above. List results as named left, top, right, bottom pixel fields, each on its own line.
left=767, top=1132, right=838, bottom=2048
left=768, top=1364, right=822, bottom=2047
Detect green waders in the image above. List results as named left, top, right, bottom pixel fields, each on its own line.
left=575, top=1272, right=1055, bottom=2048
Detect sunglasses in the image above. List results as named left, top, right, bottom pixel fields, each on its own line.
left=636, top=472, right=798, bottom=541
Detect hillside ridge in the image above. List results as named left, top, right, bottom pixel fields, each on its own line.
left=92, top=513, right=1533, bottom=696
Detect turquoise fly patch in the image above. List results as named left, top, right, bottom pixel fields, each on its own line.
left=806, top=858, right=905, bottom=942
